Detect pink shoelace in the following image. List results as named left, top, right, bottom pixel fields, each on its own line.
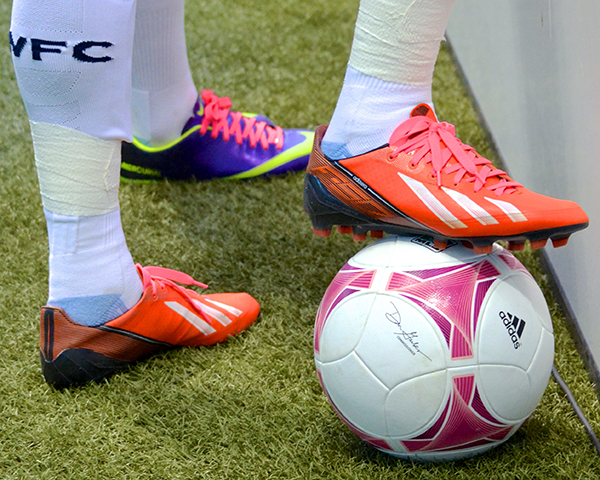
left=389, top=116, right=521, bottom=196
left=137, top=264, right=212, bottom=323
left=199, top=90, right=284, bottom=150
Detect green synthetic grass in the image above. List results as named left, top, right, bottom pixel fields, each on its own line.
left=1, top=0, right=599, bottom=478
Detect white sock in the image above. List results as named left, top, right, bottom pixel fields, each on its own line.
left=10, top=0, right=137, bottom=141
left=322, top=0, right=455, bottom=159
left=131, top=0, right=198, bottom=146
left=46, top=209, right=143, bottom=326
left=322, top=67, right=432, bottom=159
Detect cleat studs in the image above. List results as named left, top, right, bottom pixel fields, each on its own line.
left=552, top=236, right=570, bottom=248
left=433, top=239, right=448, bottom=250
left=353, top=233, right=367, bottom=242
left=370, top=230, right=384, bottom=239
left=338, top=225, right=353, bottom=234
left=507, top=241, right=525, bottom=251
left=462, top=241, right=474, bottom=250
left=313, top=228, right=331, bottom=238
left=530, top=239, right=548, bottom=250
left=473, top=244, right=493, bottom=255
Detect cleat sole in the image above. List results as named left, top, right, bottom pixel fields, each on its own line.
left=304, top=173, right=588, bottom=250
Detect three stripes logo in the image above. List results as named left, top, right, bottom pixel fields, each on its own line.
left=499, top=311, right=526, bottom=349
left=397, top=173, right=527, bottom=229
left=165, top=298, right=242, bottom=335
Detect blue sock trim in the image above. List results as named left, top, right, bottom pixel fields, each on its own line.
left=52, top=294, right=131, bottom=327
left=321, top=141, right=353, bottom=160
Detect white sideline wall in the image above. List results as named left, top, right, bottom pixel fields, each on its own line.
left=446, top=1, right=600, bottom=385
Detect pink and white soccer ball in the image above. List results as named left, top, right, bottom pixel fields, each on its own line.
left=314, top=235, right=554, bottom=462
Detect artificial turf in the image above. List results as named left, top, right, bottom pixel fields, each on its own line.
left=0, top=0, right=599, bottom=478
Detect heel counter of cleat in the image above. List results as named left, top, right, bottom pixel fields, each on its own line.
left=120, top=142, right=164, bottom=180
left=303, top=173, right=427, bottom=237
left=39, top=307, right=167, bottom=387
left=121, top=140, right=199, bottom=181
left=40, top=348, right=133, bottom=389
left=303, top=173, right=379, bottom=230
left=306, top=126, right=328, bottom=174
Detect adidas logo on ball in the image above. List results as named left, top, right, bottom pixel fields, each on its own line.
left=499, top=311, right=526, bottom=349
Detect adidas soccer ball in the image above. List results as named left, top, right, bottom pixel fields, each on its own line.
left=314, top=235, right=554, bottom=462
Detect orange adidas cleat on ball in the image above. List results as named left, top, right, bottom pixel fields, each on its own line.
left=40, top=264, right=260, bottom=388
left=304, top=104, right=588, bottom=253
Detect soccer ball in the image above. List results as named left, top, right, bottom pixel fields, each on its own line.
left=314, top=235, right=554, bottom=462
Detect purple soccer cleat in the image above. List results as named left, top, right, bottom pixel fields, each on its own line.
left=121, top=90, right=314, bottom=181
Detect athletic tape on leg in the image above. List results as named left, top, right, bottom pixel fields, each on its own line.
left=349, top=0, right=455, bottom=85
left=31, top=121, right=121, bottom=217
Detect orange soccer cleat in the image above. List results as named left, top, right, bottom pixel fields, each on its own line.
left=304, top=105, right=588, bottom=253
left=40, top=265, right=260, bottom=388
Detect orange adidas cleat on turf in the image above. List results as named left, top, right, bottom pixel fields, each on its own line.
left=40, top=264, right=260, bottom=388
left=304, top=104, right=589, bottom=253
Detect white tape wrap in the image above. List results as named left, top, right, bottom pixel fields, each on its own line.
left=349, top=0, right=455, bottom=85
left=31, top=121, right=121, bottom=216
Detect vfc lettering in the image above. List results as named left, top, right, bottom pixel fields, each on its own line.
left=9, top=32, right=113, bottom=63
